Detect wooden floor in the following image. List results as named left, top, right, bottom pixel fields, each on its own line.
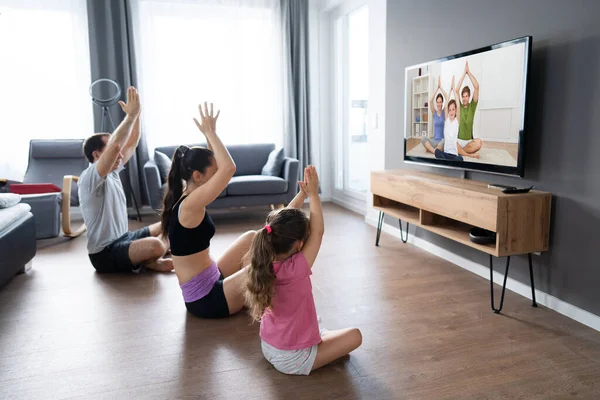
left=406, top=138, right=519, bottom=159
left=1, top=204, right=600, bottom=399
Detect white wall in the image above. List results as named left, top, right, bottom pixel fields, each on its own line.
left=366, top=0, right=387, bottom=221
left=310, top=0, right=338, bottom=200
left=309, top=0, right=327, bottom=199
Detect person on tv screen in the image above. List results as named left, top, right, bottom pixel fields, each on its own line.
left=422, top=76, right=447, bottom=154
left=456, top=60, right=482, bottom=157
left=434, top=76, right=465, bottom=161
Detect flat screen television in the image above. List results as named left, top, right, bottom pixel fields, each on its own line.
left=403, top=36, right=532, bottom=177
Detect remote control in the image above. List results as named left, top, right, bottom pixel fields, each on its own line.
left=502, top=185, right=534, bottom=194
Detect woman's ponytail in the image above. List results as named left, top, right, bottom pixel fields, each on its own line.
left=160, top=146, right=188, bottom=237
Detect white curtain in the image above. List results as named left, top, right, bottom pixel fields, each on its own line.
left=134, top=0, right=284, bottom=153
left=0, top=0, right=93, bottom=181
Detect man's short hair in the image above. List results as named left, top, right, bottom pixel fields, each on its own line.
left=83, top=133, right=110, bottom=163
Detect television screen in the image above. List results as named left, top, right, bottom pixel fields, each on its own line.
left=403, top=36, right=531, bottom=177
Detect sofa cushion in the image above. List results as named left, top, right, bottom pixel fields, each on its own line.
left=227, top=175, right=287, bottom=196
left=261, top=147, right=285, bottom=176
left=228, top=144, right=275, bottom=176
left=0, top=203, right=31, bottom=236
left=160, top=183, right=226, bottom=200
left=0, top=193, right=21, bottom=209
left=155, top=151, right=172, bottom=183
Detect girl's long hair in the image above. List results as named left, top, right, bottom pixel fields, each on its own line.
left=160, top=145, right=214, bottom=237
left=244, top=208, right=309, bottom=322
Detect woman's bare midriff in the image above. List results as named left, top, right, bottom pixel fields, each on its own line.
left=172, top=248, right=214, bottom=285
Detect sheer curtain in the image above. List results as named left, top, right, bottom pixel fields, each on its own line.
left=134, top=0, right=284, bottom=153
left=0, top=0, right=93, bottom=181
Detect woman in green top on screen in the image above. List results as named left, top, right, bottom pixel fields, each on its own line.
left=456, top=60, right=483, bottom=157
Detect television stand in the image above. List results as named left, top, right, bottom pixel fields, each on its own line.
left=371, top=170, right=552, bottom=313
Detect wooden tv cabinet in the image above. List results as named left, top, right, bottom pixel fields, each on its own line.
left=371, top=170, right=552, bottom=313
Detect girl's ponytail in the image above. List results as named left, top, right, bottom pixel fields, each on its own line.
left=245, top=227, right=276, bottom=322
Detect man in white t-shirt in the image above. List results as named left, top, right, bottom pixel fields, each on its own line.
left=79, top=87, right=172, bottom=273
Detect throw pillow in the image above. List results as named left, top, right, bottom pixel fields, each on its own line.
left=0, top=193, right=21, bottom=209
left=154, top=151, right=172, bottom=183
left=9, top=183, right=61, bottom=195
left=261, top=148, right=285, bottom=176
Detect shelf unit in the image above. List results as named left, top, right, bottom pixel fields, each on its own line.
left=412, top=74, right=431, bottom=139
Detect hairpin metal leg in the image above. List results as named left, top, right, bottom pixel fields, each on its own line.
left=375, top=211, right=384, bottom=247
left=490, top=255, right=511, bottom=314
left=399, top=220, right=409, bottom=243
left=528, top=253, right=538, bottom=307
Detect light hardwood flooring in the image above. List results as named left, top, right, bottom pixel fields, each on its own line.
left=1, top=204, right=599, bottom=399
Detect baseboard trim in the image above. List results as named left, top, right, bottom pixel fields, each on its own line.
left=365, top=216, right=600, bottom=333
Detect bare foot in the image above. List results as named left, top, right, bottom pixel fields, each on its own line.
left=423, top=143, right=435, bottom=154
left=469, top=153, right=480, bottom=159
left=145, top=258, right=174, bottom=272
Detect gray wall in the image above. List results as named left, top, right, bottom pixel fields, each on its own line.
left=385, top=0, right=600, bottom=315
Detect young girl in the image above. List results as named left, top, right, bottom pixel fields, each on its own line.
left=434, top=75, right=465, bottom=161
left=245, top=166, right=362, bottom=375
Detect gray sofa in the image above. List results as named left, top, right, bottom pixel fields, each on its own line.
left=0, top=200, right=36, bottom=288
left=144, top=143, right=300, bottom=211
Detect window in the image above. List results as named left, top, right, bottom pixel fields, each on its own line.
left=331, top=3, right=369, bottom=201
left=135, top=0, right=284, bottom=152
left=0, top=0, right=93, bottom=180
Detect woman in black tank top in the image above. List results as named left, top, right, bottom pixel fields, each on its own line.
left=159, top=103, right=258, bottom=318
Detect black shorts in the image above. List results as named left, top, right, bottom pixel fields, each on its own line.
left=185, top=273, right=230, bottom=318
left=89, top=227, right=151, bottom=273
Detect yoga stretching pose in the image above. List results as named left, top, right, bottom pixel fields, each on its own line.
left=422, top=76, right=447, bottom=154
left=161, top=102, right=256, bottom=318
left=434, top=76, right=462, bottom=161
left=79, top=87, right=172, bottom=273
left=456, top=60, right=483, bottom=155
left=434, top=76, right=480, bottom=161
left=245, top=166, right=362, bottom=375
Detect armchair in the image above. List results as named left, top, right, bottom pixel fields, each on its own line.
left=9, top=140, right=89, bottom=239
